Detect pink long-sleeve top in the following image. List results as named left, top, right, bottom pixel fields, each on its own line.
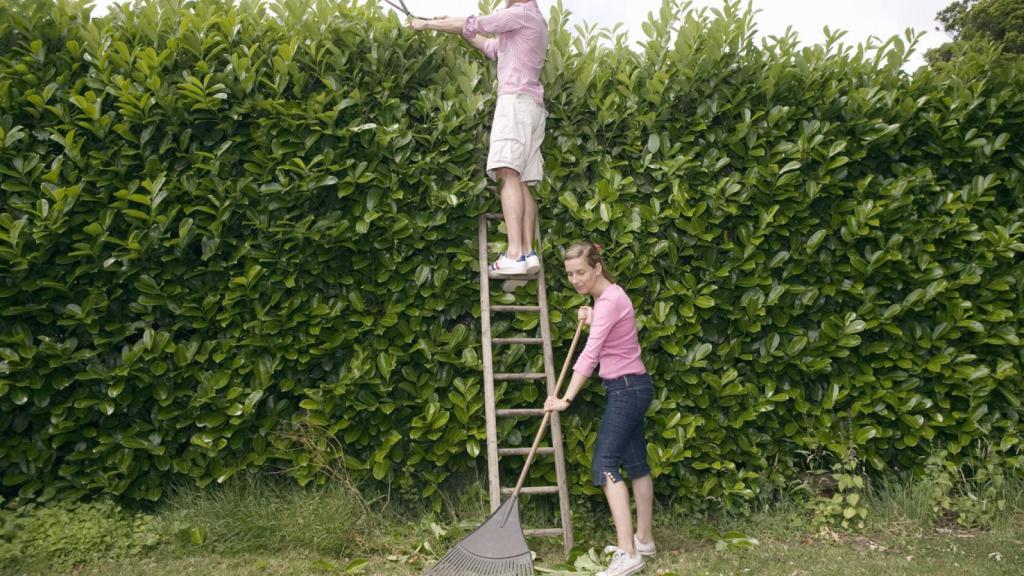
left=573, top=284, right=647, bottom=380
left=462, top=0, right=548, bottom=105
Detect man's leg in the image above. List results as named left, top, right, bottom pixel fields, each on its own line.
left=521, top=181, right=537, bottom=256
left=519, top=99, right=545, bottom=264
left=497, top=167, right=525, bottom=260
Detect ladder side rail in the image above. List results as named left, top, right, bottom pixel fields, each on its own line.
left=534, top=229, right=575, bottom=555
left=478, top=214, right=501, bottom=512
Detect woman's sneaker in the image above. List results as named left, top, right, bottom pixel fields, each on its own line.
left=524, top=250, right=541, bottom=274
left=597, top=547, right=644, bottom=576
left=634, top=534, right=656, bottom=556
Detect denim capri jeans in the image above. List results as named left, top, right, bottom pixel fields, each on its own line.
left=592, top=372, right=654, bottom=486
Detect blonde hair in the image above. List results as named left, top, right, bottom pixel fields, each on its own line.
left=564, top=241, right=615, bottom=282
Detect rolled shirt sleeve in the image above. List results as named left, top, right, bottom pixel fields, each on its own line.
left=462, top=5, right=526, bottom=39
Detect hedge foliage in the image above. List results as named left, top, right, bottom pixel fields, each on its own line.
left=1, top=0, right=1022, bottom=511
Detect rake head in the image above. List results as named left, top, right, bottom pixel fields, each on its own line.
left=425, top=496, right=533, bottom=576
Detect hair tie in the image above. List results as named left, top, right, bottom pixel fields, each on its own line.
left=593, top=243, right=602, bottom=253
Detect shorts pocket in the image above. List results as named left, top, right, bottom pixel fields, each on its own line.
left=490, top=96, right=525, bottom=144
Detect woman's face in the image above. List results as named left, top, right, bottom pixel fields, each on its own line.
left=564, top=256, right=601, bottom=294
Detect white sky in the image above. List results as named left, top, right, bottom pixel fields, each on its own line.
left=90, top=0, right=952, bottom=70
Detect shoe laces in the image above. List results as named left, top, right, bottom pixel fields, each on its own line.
left=607, top=548, right=631, bottom=571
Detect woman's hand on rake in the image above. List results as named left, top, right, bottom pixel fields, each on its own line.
left=577, top=306, right=593, bottom=325
left=544, top=395, right=570, bottom=412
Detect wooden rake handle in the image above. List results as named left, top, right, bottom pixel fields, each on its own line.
left=511, top=319, right=585, bottom=497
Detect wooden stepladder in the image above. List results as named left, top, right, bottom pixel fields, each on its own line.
left=477, top=213, right=574, bottom=557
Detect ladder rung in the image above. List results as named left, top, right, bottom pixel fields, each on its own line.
left=485, top=213, right=504, bottom=220
left=492, top=305, right=541, bottom=313
left=492, top=337, right=543, bottom=345
left=488, top=271, right=539, bottom=281
left=502, top=486, right=560, bottom=495
left=496, top=408, right=546, bottom=417
left=493, top=372, right=546, bottom=381
left=499, top=447, right=555, bottom=456
left=524, top=528, right=565, bottom=537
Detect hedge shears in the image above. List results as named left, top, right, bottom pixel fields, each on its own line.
left=383, top=0, right=422, bottom=20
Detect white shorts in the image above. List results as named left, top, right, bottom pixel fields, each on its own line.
left=486, top=94, right=546, bottom=183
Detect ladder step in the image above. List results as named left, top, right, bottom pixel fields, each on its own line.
left=492, top=337, right=543, bottom=345
left=524, top=528, right=565, bottom=537
left=496, top=408, right=546, bottom=417
left=502, top=486, right=560, bottom=495
left=492, top=305, right=541, bottom=313
left=485, top=213, right=504, bottom=220
left=499, top=447, right=555, bottom=456
left=493, top=372, right=547, bottom=381
left=488, top=270, right=539, bottom=281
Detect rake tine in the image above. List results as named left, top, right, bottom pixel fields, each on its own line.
left=423, top=498, right=534, bottom=574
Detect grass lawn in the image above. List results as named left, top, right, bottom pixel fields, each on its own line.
left=57, top=518, right=1024, bottom=576
left=4, top=476, right=1022, bottom=576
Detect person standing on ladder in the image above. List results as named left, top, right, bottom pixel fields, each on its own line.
left=410, top=1, right=548, bottom=279
left=545, top=242, right=656, bottom=576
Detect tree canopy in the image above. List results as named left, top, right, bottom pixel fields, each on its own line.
left=927, top=0, right=1024, bottom=63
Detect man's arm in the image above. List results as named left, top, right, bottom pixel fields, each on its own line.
left=411, top=17, right=497, bottom=59
left=410, top=17, right=465, bottom=35
left=412, top=6, right=525, bottom=38
left=464, top=34, right=491, bottom=54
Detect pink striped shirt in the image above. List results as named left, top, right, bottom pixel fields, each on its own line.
left=573, top=284, right=647, bottom=380
left=462, top=1, right=548, bottom=105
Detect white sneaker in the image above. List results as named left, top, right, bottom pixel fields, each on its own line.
left=488, top=253, right=527, bottom=277
left=634, top=534, right=656, bottom=556
left=524, top=250, right=541, bottom=274
left=597, top=547, right=644, bottom=576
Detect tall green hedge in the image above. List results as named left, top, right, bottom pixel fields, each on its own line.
left=1, top=0, right=1022, bottom=510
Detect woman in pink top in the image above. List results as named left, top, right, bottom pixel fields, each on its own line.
left=545, top=242, right=654, bottom=576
